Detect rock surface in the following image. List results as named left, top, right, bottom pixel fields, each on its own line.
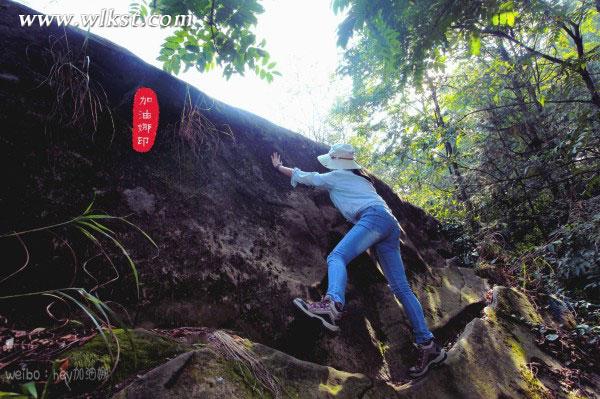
left=108, top=287, right=598, bottom=398
left=396, top=286, right=593, bottom=398
left=1, top=1, right=597, bottom=398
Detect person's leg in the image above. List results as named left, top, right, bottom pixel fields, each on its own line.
left=326, top=221, right=385, bottom=306
left=373, top=212, right=446, bottom=377
left=293, top=209, right=387, bottom=331
left=374, top=225, right=434, bottom=344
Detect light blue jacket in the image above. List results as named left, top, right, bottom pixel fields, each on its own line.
left=290, top=167, right=391, bottom=224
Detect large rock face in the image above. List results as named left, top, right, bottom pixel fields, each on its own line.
left=6, top=2, right=593, bottom=397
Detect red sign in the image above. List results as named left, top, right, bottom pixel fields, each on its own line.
left=132, top=87, right=159, bottom=152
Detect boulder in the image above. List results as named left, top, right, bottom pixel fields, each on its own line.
left=111, top=288, right=598, bottom=398
left=395, top=286, right=598, bottom=399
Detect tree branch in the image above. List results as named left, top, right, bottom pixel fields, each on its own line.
left=481, top=29, right=570, bottom=66
left=454, top=99, right=594, bottom=124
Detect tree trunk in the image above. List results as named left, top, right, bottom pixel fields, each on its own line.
left=579, top=67, right=600, bottom=108
left=497, top=41, right=561, bottom=202
left=565, top=22, right=600, bottom=108
left=497, top=41, right=541, bottom=149
left=427, top=79, right=479, bottom=232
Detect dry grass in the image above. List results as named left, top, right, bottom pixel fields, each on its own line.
left=38, top=32, right=115, bottom=141
left=176, top=86, right=234, bottom=160
left=207, top=330, right=283, bottom=399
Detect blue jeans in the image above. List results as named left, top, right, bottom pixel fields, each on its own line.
left=326, top=205, right=434, bottom=344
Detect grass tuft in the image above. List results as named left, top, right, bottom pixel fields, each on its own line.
left=207, top=330, right=282, bottom=399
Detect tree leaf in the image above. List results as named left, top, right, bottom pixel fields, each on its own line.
left=470, top=34, right=481, bottom=56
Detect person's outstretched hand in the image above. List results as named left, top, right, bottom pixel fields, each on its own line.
left=271, top=152, right=282, bottom=168
left=271, top=152, right=292, bottom=177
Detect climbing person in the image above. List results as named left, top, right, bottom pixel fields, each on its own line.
left=270, top=143, right=447, bottom=378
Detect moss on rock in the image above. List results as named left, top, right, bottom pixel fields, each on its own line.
left=62, top=328, right=189, bottom=388
left=318, top=382, right=343, bottom=395
left=491, top=286, right=544, bottom=325
left=393, top=286, right=584, bottom=399
left=113, top=331, right=374, bottom=398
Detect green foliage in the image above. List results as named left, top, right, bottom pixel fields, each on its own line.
left=0, top=392, right=28, bottom=399
left=469, top=33, right=481, bottom=56
left=1, top=200, right=157, bottom=300
left=334, top=0, right=600, bottom=104
left=129, top=0, right=280, bottom=81
left=333, top=0, right=511, bottom=90
left=540, top=207, right=600, bottom=296
left=0, top=201, right=158, bottom=374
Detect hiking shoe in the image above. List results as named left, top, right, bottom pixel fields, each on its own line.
left=407, top=340, right=447, bottom=378
left=293, top=295, right=343, bottom=332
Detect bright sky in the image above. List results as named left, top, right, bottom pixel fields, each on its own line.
left=15, top=0, right=352, bottom=141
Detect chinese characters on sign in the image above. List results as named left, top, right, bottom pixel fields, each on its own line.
left=132, top=87, right=159, bottom=152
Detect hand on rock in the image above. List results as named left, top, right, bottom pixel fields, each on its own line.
left=271, top=152, right=282, bottom=168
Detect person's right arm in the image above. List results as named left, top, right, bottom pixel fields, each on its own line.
left=271, top=152, right=333, bottom=188
left=271, top=152, right=293, bottom=178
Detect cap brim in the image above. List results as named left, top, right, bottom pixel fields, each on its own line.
left=317, top=154, right=361, bottom=170
left=317, top=154, right=331, bottom=168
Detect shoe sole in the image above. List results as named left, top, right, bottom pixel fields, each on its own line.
left=408, top=349, right=447, bottom=379
left=293, top=298, right=340, bottom=332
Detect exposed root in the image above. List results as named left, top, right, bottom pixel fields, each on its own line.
left=207, top=330, right=283, bottom=399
